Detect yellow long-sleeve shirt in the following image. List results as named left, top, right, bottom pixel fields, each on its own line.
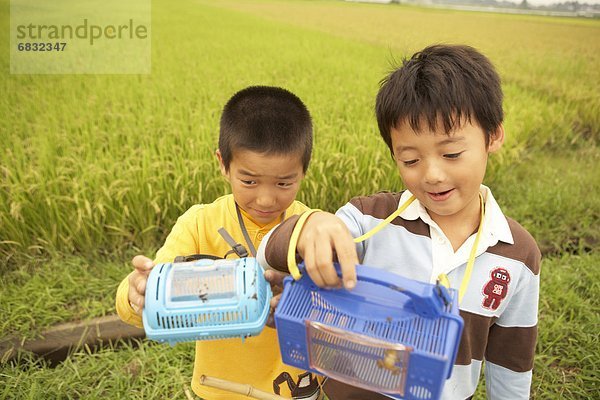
left=115, top=194, right=316, bottom=399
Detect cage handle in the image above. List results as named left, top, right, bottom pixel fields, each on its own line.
left=355, top=264, right=450, bottom=318
left=301, top=262, right=451, bottom=319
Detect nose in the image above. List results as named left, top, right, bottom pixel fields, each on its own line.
left=424, top=160, right=446, bottom=185
left=255, top=188, right=276, bottom=209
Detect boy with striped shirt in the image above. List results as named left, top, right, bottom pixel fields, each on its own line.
left=258, top=45, right=541, bottom=400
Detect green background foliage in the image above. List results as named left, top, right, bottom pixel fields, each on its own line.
left=1, top=0, right=598, bottom=398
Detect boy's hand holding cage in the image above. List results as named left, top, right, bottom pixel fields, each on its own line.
left=142, top=258, right=272, bottom=345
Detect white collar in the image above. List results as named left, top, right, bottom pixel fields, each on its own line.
left=398, top=185, right=514, bottom=246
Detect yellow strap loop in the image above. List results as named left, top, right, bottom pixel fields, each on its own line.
left=287, top=209, right=322, bottom=280
left=353, top=196, right=416, bottom=243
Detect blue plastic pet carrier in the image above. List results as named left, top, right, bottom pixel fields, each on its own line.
left=275, top=264, right=464, bottom=400
left=142, top=258, right=272, bottom=345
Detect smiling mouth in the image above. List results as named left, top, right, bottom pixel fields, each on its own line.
left=427, top=189, right=454, bottom=201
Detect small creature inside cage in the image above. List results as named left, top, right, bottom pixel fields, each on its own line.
left=143, top=258, right=272, bottom=345
left=275, top=264, right=464, bottom=400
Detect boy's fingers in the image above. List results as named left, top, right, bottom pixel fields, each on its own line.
left=332, top=230, right=358, bottom=290
left=264, top=269, right=286, bottom=287
left=314, top=236, right=341, bottom=287
left=297, top=212, right=351, bottom=288
left=270, top=293, right=281, bottom=309
left=303, top=239, right=326, bottom=287
left=128, top=271, right=149, bottom=300
left=136, top=277, right=147, bottom=295
left=132, top=255, right=154, bottom=275
left=132, top=255, right=151, bottom=267
left=128, top=288, right=145, bottom=311
left=264, top=269, right=286, bottom=296
left=129, top=270, right=147, bottom=292
left=266, top=294, right=282, bottom=329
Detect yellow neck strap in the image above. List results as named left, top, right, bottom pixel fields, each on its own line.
left=438, top=193, right=485, bottom=303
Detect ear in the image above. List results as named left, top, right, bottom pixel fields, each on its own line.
left=488, top=124, right=505, bottom=153
left=215, top=149, right=228, bottom=176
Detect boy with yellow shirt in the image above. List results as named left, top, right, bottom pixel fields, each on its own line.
left=115, top=86, right=321, bottom=399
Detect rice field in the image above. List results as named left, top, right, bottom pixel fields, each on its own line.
left=1, top=0, right=598, bottom=398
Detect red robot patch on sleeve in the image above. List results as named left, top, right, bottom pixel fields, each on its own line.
left=482, top=268, right=511, bottom=310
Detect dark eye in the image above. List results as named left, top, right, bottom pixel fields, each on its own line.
left=241, top=180, right=256, bottom=185
left=402, top=159, right=418, bottom=166
left=444, top=152, right=463, bottom=159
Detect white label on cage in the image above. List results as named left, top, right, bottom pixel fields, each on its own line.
left=166, top=264, right=237, bottom=306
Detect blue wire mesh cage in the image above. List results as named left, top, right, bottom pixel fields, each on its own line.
left=143, top=258, right=272, bottom=345
left=275, top=264, right=464, bottom=400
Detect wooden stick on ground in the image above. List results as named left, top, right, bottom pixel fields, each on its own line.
left=199, top=375, right=290, bottom=400
left=0, top=315, right=145, bottom=364
left=183, top=385, right=195, bottom=400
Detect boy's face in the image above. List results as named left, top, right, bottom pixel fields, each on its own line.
left=390, top=119, right=504, bottom=227
left=216, top=149, right=305, bottom=225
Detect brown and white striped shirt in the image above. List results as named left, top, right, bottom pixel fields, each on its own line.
left=258, top=186, right=541, bottom=400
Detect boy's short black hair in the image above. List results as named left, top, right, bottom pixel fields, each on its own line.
left=376, top=44, right=504, bottom=154
left=219, top=86, right=312, bottom=172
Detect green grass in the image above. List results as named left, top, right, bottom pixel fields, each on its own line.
left=0, top=257, right=129, bottom=339
left=1, top=0, right=598, bottom=398
left=1, top=340, right=197, bottom=399
left=532, top=254, right=600, bottom=399
left=489, top=150, right=599, bottom=256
